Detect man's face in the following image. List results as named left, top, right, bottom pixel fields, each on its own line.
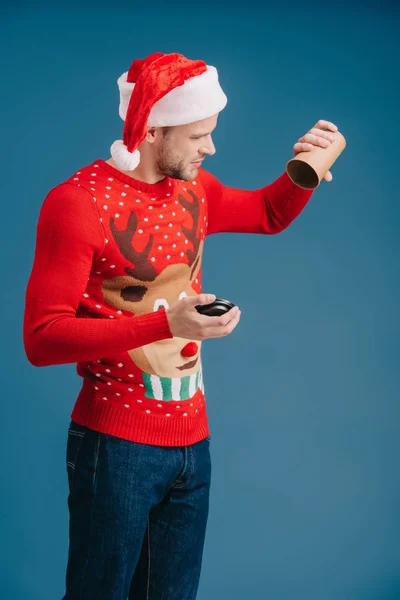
left=155, top=114, right=218, bottom=181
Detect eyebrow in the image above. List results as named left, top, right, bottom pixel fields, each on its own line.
left=190, top=128, right=216, bottom=138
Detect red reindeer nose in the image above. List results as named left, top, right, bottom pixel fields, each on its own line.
left=181, top=342, right=198, bottom=358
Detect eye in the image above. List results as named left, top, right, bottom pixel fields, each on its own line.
left=179, top=292, right=188, bottom=301
left=121, top=285, right=147, bottom=302
left=154, top=298, right=169, bottom=311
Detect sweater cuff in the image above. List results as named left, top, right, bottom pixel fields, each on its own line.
left=134, top=308, right=173, bottom=346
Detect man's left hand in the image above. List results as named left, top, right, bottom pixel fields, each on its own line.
left=293, top=119, right=338, bottom=182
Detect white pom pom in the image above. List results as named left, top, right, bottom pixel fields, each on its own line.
left=110, top=140, right=140, bottom=171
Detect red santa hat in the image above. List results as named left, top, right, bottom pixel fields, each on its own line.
left=110, top=52, right=228, bottom=171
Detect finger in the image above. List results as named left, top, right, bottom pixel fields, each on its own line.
left=299, top=133, right=330, bottom=147
left=313, top=119, right=338, bottom=132
left=323, top=171, right=333, bottom=182
left=299, top=133, right=331, bottom=148
left=203, top=308, right=241, bottom=338
left=216, top=310, right=241, bottom=338
left=203, top=306, right=240, bottom=328
left=294, top=142, right=314, bottom=154
left=220, top=305, right=240, bottom=325
left=187, top=293, right=216, bottom=308
left=196, top=306, right=238, bottom=332
left=308, top=128, right=336, bottom=142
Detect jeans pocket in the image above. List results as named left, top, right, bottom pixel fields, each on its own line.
left=66, top=421, right=87, bottom=491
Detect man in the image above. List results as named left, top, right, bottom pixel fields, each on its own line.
left=23, top=51, right=338, bottom=600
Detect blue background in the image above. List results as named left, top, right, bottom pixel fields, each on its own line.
left=2, top=1, right=399, bottom=598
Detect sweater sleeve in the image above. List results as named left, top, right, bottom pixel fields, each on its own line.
left=23, top=183, right=173, bottom=367
left=198, top=168, right=314, bottom=235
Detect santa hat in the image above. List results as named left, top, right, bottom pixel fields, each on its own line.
left=110, top=52, right=227, bottom=171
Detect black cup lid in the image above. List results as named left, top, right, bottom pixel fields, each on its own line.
left=195, top=298, right=235, bottom=316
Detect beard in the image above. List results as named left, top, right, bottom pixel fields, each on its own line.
left=156, top=139, right=197, bottom=181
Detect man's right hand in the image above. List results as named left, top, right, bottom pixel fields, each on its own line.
left=166, top=294, right=241, bottom=341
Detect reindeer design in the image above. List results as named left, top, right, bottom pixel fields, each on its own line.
left=101, top=191, right=205, bottom=401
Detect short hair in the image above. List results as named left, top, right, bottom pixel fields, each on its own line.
left=162, top=126, right=174, bottom=137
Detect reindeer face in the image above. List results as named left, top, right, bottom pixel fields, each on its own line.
left=101, top=190, right=205, bottom=380
left=101, top=248, right=203, bottom=378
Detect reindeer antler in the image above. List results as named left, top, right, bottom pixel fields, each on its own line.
left=178, top=190, right=201, bottom=268
left=110, top=212, right=157, bottom=282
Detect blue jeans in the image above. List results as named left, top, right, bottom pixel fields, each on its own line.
left=62, top=420, right=212, bottom=600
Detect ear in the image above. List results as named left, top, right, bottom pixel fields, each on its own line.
left=145, top=126, right=161, bottom=144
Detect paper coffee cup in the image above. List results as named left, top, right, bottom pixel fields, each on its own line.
left=286, top=130, right=346, bottom=189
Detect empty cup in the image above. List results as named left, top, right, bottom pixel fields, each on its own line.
left=286, top=130, right=346, bottom=189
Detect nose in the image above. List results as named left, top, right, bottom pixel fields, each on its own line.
left=201, top=137, right=216, bottom=156
left=208, top=139, right=216, bottom=155
left=181, top=341, right=198, bottom=358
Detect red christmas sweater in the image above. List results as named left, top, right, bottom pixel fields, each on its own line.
left=23, top=159, right=313, bottom=446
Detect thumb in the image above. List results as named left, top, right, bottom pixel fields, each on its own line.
left=186, top=293, right=216, bottom=307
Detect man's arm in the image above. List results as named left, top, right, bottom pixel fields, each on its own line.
left=23, top=183, right=172, bottom=367
left=199, top=168, right=314, bottom=235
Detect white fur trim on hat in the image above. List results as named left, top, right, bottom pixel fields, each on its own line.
left=117, top=65, right=227, bottom=125
left=110, top=140, right=141, bottom=171
left=150, top=66, right=227, bottom=126
left=117, top=73, right=135, bottom=121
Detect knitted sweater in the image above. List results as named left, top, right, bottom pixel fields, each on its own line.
left=23, top=159, right=313, bottom=446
